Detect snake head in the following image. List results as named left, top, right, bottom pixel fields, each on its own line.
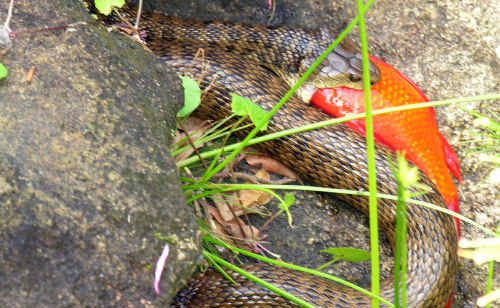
left=313, top=41, right=381, bottom=89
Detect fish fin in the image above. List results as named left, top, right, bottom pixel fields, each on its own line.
left=345, top=120, right=366, bottom=136
left=439, top=133, right=462, bottom=182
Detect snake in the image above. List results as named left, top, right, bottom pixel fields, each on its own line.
left=98, top=5, right=458, bottom=307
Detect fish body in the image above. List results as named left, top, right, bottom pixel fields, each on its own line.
left=310, top=55, right=461, bottom=233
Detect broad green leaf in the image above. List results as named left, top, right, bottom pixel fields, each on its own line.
left=320, top=247, right=370, bottom=263
left=177, top=76, right=201, bottom=118
left=283, top=193, right=295, bottom=208
left=0, top=63, right=8, bottom=80
left=231, top=94, right=269, bottom=131
left=95, top=0, right=125, bottom=16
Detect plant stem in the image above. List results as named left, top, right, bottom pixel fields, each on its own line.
left=394, top=157, right=409, bottom=307
left=202, top=116, right=246, bottom=179
left=316, top=257, right=339, bottom=271
left=4, top=0, right=15, bottom=31
left=356, top=0, right=379, bottom=305
left=134, top=0, right=143, bottom=30
left=203, top=250, right=315, bottom=308
left=485, top=260, right=494, bottom=308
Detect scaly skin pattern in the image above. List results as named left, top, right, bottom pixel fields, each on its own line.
left=164, top=46, right=457, bottom=307
left=310, top=56, right=462, bottom=234
left=103, top=6, right=458, bottom=307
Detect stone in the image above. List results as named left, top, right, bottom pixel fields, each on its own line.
left=0, top=0, right=200, bottom=306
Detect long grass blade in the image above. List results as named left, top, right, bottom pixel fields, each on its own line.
left=204, top=236, right=395, bottom=306
left=189, top=183, right=496, bottom=236
left=203, top=250, right=315, bottom=308
left=356, top=0, right=380, bottom=305
left=177, top=94, right=500, bottom=168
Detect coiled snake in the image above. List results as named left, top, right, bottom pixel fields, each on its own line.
left=104, top=7, right=458, bottom=307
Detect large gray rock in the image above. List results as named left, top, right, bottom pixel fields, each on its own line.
left=0, top=0, right=200, bottom=306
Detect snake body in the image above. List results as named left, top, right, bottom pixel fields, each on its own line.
left=110, top=7, right=457, bottom=307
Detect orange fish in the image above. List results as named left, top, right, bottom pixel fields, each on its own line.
left=310, top=55, right=461, bottom=234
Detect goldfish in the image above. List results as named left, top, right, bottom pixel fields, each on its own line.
left=310, top=55, right=461, bottom=235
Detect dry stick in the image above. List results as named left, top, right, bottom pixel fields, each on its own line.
left=134, top=0, right=143, bottom=30
left=4, top=0, right=15, bottom=31
left=215, top=171, right=295, bottom=185
left=222, top=193, right=249, bottom=244
left=266, top=0, right=277, bottom=25
left=178, top=122, right=208, bottom=169
left=182, top=167, right=204, bottom=218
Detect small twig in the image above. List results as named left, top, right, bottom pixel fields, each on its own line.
left=0, top=0, right=15, bottom=51
left=197, top=197, right=216, bottom=230
left=178, top=122, right=208, bottom=169
left=201, top=74, right=219, bottom=99
left=194, top=48, right=215, bottom=87
left=11, top=21, right=87, bottom=37
left=3, top=0, right=14, bottom=32
left=134, top=0, right=143, bottom=31
left=113, top=10, right=148, bottom=47
left=221, top=194, right=248, bottom=239
left=260, top=208, right=286, bottom=231
left=214, top=171, right=296, bottom=185
left=183, top=167, right=204, bottom=218
left=254, top=242, right=281, bottom=259
left=267, top=0, right=277, bottom=25
left=25, top=65, right=36, bottom=82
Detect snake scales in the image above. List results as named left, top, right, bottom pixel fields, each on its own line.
left=101, top=5, right=458, bottom=307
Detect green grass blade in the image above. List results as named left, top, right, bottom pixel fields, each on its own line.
left=204, top=236, right=395, bottom=306
left=356, top=0, right=379, bottom=305
left=203, top=250, right=316, bottom=308
left=202, top=116, right=246, bottom=179
left=177, top=94, right=500, bottom=169
left=191, top=183, right=496, bottom=236
left=485, top=260, right=494, bottom=308
left=393, top=156, right=411, bottom=307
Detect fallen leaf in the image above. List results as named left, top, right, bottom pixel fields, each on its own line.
left=239, top=189, right=273, bottom=208
left=211, top=194, right=236, bottom=222
left=226, top=217, right=260, bottom=241
left=255, top=168, right=270, bottom=181
left=207, top=206, right=261, bottom=245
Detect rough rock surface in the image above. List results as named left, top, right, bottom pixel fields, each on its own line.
left=138, top=0, right=498, bottom=307
left=0, top=0, right=200, bottom=306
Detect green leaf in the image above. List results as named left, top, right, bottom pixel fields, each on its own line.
left=281, top=193, right=295, bottom=226
left=0, top=63, right=8, bottom=80
left=320, top=247, right=370, bottom=263
left=177, top=76, right=201, bottom=118
left=283, top=193, right=295, bottom=208
left=231, top=94, right=269, bottom=131
left=94, top=0, right=125, bottom=16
